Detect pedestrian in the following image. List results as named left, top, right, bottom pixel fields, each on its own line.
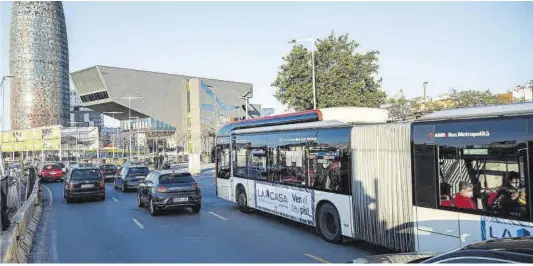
left=1, top=171, right=10, bottom=231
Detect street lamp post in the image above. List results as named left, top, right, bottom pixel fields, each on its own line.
left=117, top=96, right=143, bottom=160
left=103, top=111, right=123, bottom=159
left=68, top=121, right=84, bottom=162
left=289, top=37, right=316, bottom=110
left=0, top=75, right=14, bottom=176
left=131, top=117, right=141, bottom=158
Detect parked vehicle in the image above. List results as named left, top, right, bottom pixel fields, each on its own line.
left=38, top=163, right=64, bottom=182
left=137, top=170, right=201, bottom=216
left=350, top=236, right=533, bottom=263
left=114, top=164, right=149, bottom=192
left=99, top=164, right=118, bottom=182
left=63, top=166, right=106, bottom=203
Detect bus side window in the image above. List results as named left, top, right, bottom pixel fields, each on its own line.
left=216, top=144, right=230, bottom=179
left=247, top=134, right=268, bottom=180
left=433, top=118, right=531, bottom=222
left=233, top=136, right=248, bottom=178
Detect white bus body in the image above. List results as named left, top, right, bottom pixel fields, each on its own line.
left=215, top=104, right=533, bottom=253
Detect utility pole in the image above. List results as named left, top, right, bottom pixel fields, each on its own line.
left=117, top=96, right=143, bottom=160
left=423, top=81, right=428, bottom=101
left=103, top=111, right=123, bottom=159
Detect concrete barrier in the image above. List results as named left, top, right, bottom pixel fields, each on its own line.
left=1, top=179, right=42, bottom=263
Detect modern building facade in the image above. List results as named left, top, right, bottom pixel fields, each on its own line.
left=69, top=89, right=103, bottom=127
left=9, top=1, right=70, bottom=130
left=70, top=65, right=254, bottom=173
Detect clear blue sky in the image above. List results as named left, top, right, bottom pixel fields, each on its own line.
left=1, top=1, right=533, bottom=129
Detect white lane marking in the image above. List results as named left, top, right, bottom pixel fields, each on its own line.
left=44, top=185, right=53, bottom=206
left=208, top=211, right=228, bottom=221
left=132, top=218, right=145, bottom=230
left=112, top=197, right=118, bottom=202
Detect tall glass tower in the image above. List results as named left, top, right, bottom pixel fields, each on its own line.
left=9, top=1, right=70, bottom=130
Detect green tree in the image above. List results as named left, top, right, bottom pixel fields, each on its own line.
left=447, top=89, right=498, bottom=107
left=272, top=32, right=387, bottom=111
left=386, top=90, right=413, bottom=121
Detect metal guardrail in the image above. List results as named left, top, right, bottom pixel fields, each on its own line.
left=1, top=165, right=37, bottom=231
left=0, top=176, right=41, bottom=263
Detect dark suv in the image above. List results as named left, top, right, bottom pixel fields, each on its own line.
left=114, top=165, right=150, bottom=192
left=137, top=170, right=201, bottom=216
left=63, top=166, right=106, bottom=203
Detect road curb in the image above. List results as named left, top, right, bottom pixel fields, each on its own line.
left=1, top=179, right=42, bottom=263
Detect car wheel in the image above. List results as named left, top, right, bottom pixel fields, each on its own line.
left=113, top=180, right=118, bottom=190
left=317, top=202, right=342, bottom=243
left=66, top=197, right=73, bottom=204
left=149, top=197, right=158, bottom=216
left=100, top=195, right=106, bottom=201
left=237, top=190, right=250, bottom=213
left=137, top=192, right=145, bottom=207
left=121, top=183, right=126, bottom=193
left=191, top=204, right=201, bottom=213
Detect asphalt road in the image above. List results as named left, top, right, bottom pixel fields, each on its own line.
left=28, top=164, right=384, bottom=263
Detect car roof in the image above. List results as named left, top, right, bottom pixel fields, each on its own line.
left=423, top=237, right=533, bottom=263
left=70, top=165, right=100, bottom=171
left=155, top=170, right=192, bottom=176
left=126, top=164, right=148, bottom=168
left=463, top=236, right=533, bottom=252
left=422, top=249, right=533, bottom=263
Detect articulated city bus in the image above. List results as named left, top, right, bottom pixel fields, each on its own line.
left=214, top=105, right=533, bottom=253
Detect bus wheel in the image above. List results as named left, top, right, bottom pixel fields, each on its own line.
left=237, top=190, right=250, bottom=213
left=317, top=202, right=342, bottom=243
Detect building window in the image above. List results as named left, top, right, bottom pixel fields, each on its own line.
left=80, top=91, right=109, bottom=103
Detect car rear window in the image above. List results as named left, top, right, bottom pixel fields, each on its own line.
left=71, top=169, right=101, bottom=180
left=100, top=165, right=116, bottom=170
left=44, top=164, right=61, bottom=170
left=127, top=167, right=149, bottom=176
left=57, top=163, right=65, bottom=167
left=159, top=173, right=194, bottom=184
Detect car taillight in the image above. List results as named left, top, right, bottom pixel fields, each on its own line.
left=193, top=183, right=200, bottom=189
left=155, top=185, right=168, bottom=193
left=68, top=183, right=74, bottom=189
left=99, top=180, right=105, bottom=188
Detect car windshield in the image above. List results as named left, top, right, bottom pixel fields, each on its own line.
left=127, top=167, right=149, bottom=176
left=159, top=173, right=195, bottom=184
left=71, top=169, right=101, bottom=180
left=57, top=162, right=65, bottom=167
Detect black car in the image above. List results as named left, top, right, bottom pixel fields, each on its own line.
left=114, top=164, right=150, bottom=192
left=137, top=170, right=201, bottom=216
left=63, top=166, right=106, bottom=203
left=349, top=236, right=533, bottom=263
left=99, top=164, right=118, bottom=182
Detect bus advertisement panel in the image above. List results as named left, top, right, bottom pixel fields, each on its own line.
left=255, top=181, right=315, bottom=226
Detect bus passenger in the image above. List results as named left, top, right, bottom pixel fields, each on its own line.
left=452, top=181, right=477, bottom=209
left=491, top=171, right=522, bottom=213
